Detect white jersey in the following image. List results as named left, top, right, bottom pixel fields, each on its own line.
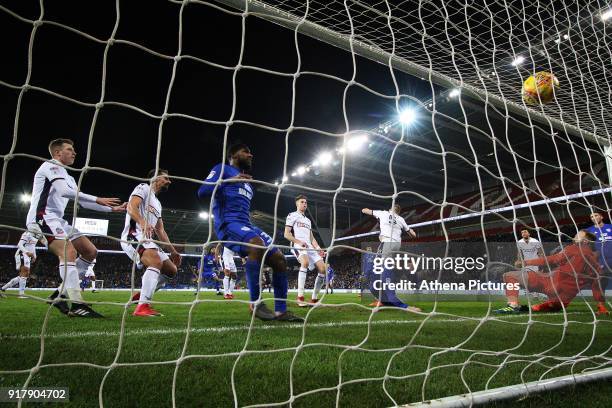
left=26, top=160, right=75, bottom=224
left=373, top=210, right=410, bottom=243
left=121, top=183, right=162, bottom=242
left=517, top=237, right=542, bottom=271
left=16, top=231, right=38, bottom=255
left=286, top=211, right=312, bottom=244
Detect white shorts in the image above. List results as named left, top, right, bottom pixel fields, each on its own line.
left=15, top=251, right=32, bottom=269
left=378, top=241, right=401, bottom=257
left=291, top=243, right=322, bottom=270
left=84, top=270, right=96, bottom=278
left=28, top=217, right=83, bottom=247
left=219, top=247, right=237, bottom=273
left=121, top=241, right=169, bottom=265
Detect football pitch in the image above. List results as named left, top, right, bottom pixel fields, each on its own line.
left=1, top=291, right=611, bottom=407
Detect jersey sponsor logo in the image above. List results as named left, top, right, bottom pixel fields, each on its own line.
left=147, top=205, right=161, bottom=218
left=239, top=186, right=253, bottom=199
left=206, top=170, right=216, bottom=180
left=295, top=221, right=310, bottom=229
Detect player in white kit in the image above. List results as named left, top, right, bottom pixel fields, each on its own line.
left=121, top=169, right=182, bottom=317
left=80, top=259, right=98, bottom=293
left=26, top=139, right=125, bottom=317
left=215, top=242, right=238, bottom=299
left=1, top=231, right=39, bottom=298
left=361, top=204, right=420, bottom=311
left=284, top=195, right=327, bottom=307
left=507, top=228, right=546, bottom=301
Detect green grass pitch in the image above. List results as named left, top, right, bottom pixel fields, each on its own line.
left=0, top=291, right=610, bottom=407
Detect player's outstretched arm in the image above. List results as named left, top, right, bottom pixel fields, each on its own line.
left=53, top=178, right=121, bottom=211
left=361, top=208, right=373, bottom=216
left=197, top=164, right=252, bottom=198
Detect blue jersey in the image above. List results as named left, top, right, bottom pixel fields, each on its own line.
left=198, top=254, right=216, bottom=273
left=327, top=266, right=335, bottom=281
left=586, top=223, right=612, bottom=265
left=198, top=162, right=276, bottom=257
left=197, top=163, right=253, bottom=233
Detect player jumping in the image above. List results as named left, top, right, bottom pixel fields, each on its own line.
left=27, top=139, right=125, bottom=317
left=1, top=231, right=39, bottom=298
left=121, top=169, right=182, bottom=317
left=361, top=204, right=420, bottom=312
left=284, top=195, right=327, bottom=306
left=495, top=230, right=609, bottom=315
left=198, top=143, right=302, bottom=322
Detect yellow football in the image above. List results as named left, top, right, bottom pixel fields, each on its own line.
left=522, top=71, right=559, bottom=105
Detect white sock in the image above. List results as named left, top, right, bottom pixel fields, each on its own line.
left=18, top=277, right=27, bottom=294
left=140, top=267, right=160, bottom=304
left=2, top=276, right=20, bottom=290
left=313, top=273, right=325, bottom=300
left=76, top=256, right=94, bottom=275
left=62, top=262, right=82, bottom=302
left=298, top=268, right=307, bottom=298
left=223, top=276, right=230, bottom=295
left=91, top=280, right=96, bottom=290
left=229, top=278, right=236, bottom=294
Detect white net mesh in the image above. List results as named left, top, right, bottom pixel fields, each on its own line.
left=0, top=0, right=611, bottom=406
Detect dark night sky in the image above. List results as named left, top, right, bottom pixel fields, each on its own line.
left=0, top=0, right=437, bottom=219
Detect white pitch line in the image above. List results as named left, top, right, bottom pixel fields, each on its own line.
left=1, top=312, right=593, bottom=340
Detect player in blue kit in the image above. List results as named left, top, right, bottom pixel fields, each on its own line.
left=325, top=264, right=335, bottom=294
left=195, top=247, right=222, bottom=295
left=586, top=212, right=611, bottom=297
left=197, top=144, right=303, bottom=322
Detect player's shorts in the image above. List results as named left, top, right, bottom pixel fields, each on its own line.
left=28, top=217, right=83, bottom=246
left=14, top=251, right=32, bottom=269
left=121, top=240, right=169, bottom=265
left=84, top=269, right=96, bottom=278
left=219, top=247, right=237, bottom=273
left=377, top=241, right=401, bottom=257
left=291, top=243, right=321, bottom=270
left=201, top=271, right=218, bottom=280
left=217, top=222, right=278, bottom=258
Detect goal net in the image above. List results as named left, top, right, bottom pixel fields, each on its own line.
left=0, top=0, right=611, bottom=406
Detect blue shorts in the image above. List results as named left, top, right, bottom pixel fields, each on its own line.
left=201, top=271, right=218, bottom=280
left=217, top=222, right=278, bottom=257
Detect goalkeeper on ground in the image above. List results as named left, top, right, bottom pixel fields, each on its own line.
left=495, top=230, right=609, bottom=315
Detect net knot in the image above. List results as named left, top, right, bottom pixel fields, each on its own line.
left=33, top=20, right=43, bottom=28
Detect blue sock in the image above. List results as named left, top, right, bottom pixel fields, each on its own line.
left=272, top=270, right=288, bottom=313
left=215, top=281, right=220, bottom=291
left=245, top=259, right=261, bottom=302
